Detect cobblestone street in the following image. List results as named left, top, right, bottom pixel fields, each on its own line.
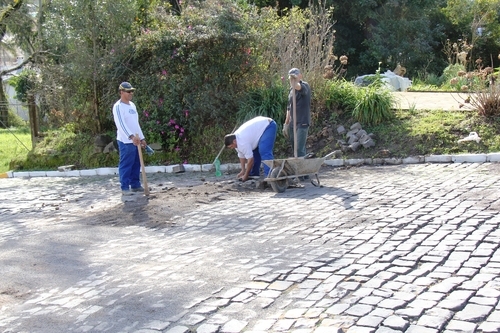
left=1, top=163, right=500, bottom=333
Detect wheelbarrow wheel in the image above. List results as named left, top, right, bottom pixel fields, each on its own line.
left=269, top=167, right=288, bottom=193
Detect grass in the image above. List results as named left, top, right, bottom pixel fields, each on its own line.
left=337, top=109, right=500, bottom=159
left=0, top=127, right=32, bottom=173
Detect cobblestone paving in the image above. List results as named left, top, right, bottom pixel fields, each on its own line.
left=1, top=163, right=500, bottom=333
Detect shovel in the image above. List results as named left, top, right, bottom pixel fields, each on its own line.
left=136, top=134, right=150, bottom=196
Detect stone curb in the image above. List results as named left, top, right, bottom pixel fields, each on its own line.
left=1, top=152, right=499, bottom=178
left=0, top=163, right=240, bottom=179
left=324, top=152, right=500, bottom=166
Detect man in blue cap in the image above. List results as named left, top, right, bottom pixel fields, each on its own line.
left=112, top=82, right=148, bottom=196
left=284, top=68, right=311, bottom=158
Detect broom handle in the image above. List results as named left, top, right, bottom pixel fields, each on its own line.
left=213, top=124, right=238, bottom=164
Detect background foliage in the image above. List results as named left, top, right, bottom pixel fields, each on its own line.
left=127, top=0, right=261, bottom=160
left=2, top=0, right=500, bottom=170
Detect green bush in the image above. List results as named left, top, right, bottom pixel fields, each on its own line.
left=425, top=73, right=445, bottom=87
left=441, top=64, right=466, bottom=83
left=236, top=79, right=288, bottom=124
left=321, top=80, right=359, bottom=115
left=8, top=110, right=27, bottom=128
left=129, top=0, right=262, bottom=160
left=8, top=69, right=37, bottom=103
left=411, top=73, right=444, bottom=91
left=352, top=87, right=393, bottom=125
left=189, top=125, right=234, bottom=165
left=351, top=72, right=394, bottom=125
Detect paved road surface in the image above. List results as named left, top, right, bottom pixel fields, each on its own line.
left=1, top=163, right=500, bottom=333
left=392, top=92, right=474, bottom=111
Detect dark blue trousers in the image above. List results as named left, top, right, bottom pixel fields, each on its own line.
left=117, top=141, right=141, bottom=191
left=250, top=120, right=277, bottom=177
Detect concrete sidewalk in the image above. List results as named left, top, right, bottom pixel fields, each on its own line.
left=392, top=92, right=474, bottom=111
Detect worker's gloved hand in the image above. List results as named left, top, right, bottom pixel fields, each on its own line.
left=282, top=123, right=289, bottom=139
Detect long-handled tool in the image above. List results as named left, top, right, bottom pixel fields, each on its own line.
left=212, top=124, right=239, bottom=178
left=213, top=143, right=227, bottom=166
left=136, top=134, right=150, bottom=196
left=291, top=77, right=298, bottom=158
left=213, top=124, right=239, bottom=165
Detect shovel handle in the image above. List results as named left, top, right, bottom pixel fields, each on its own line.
left=136, top=134, right=150, bottom=196
left=291, top=77, right=298, bottom=158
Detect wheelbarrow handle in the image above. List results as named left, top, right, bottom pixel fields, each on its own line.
left=323, top=152, right=336, bottom=160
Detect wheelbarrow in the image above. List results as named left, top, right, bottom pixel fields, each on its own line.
left=263, top=152, right=335, bottom=193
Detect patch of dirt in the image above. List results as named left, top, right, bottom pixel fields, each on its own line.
left=91, top=176, right=266, bottom=229
left=0, top=286, right=32, bottom=309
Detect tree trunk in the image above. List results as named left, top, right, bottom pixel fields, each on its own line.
left=0, top=76, right=9, bottom=128
left=93, top=89, right=101, bottom=133
left=27, top=93, right=38, bottom=150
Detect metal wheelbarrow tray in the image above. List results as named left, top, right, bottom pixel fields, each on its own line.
left=263, top=152, right=335, bottom=193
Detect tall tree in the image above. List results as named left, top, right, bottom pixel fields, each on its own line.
left=442, top=0, right=500, bottom=69
left=0, top=0, right=35, bottom=128
left=37, top=0, right=137, bottom=133
left=329, top=0, right=447, bottom=76
left=360, top=0, right=446, bottom=76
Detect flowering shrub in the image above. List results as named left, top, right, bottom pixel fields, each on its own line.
left=126, top=0, right=261, bottom=161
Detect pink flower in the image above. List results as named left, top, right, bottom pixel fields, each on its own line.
left=184, top=110, right=189, bottom=117
left=175, top=125, right=179, bottom=129
left=144, top=111, right=149, bottom=117
left=180, top=128, right=184, bottom=132
left=183, top=160, right=188, bottom=164
left=162, top=70, right=167, bottom=75
left=156, top=120, right=160, bottom=124
left=175, top=146, right=180, bottom=151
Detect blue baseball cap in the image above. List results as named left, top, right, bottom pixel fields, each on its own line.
left=119, top=82, right=135, bottom=91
